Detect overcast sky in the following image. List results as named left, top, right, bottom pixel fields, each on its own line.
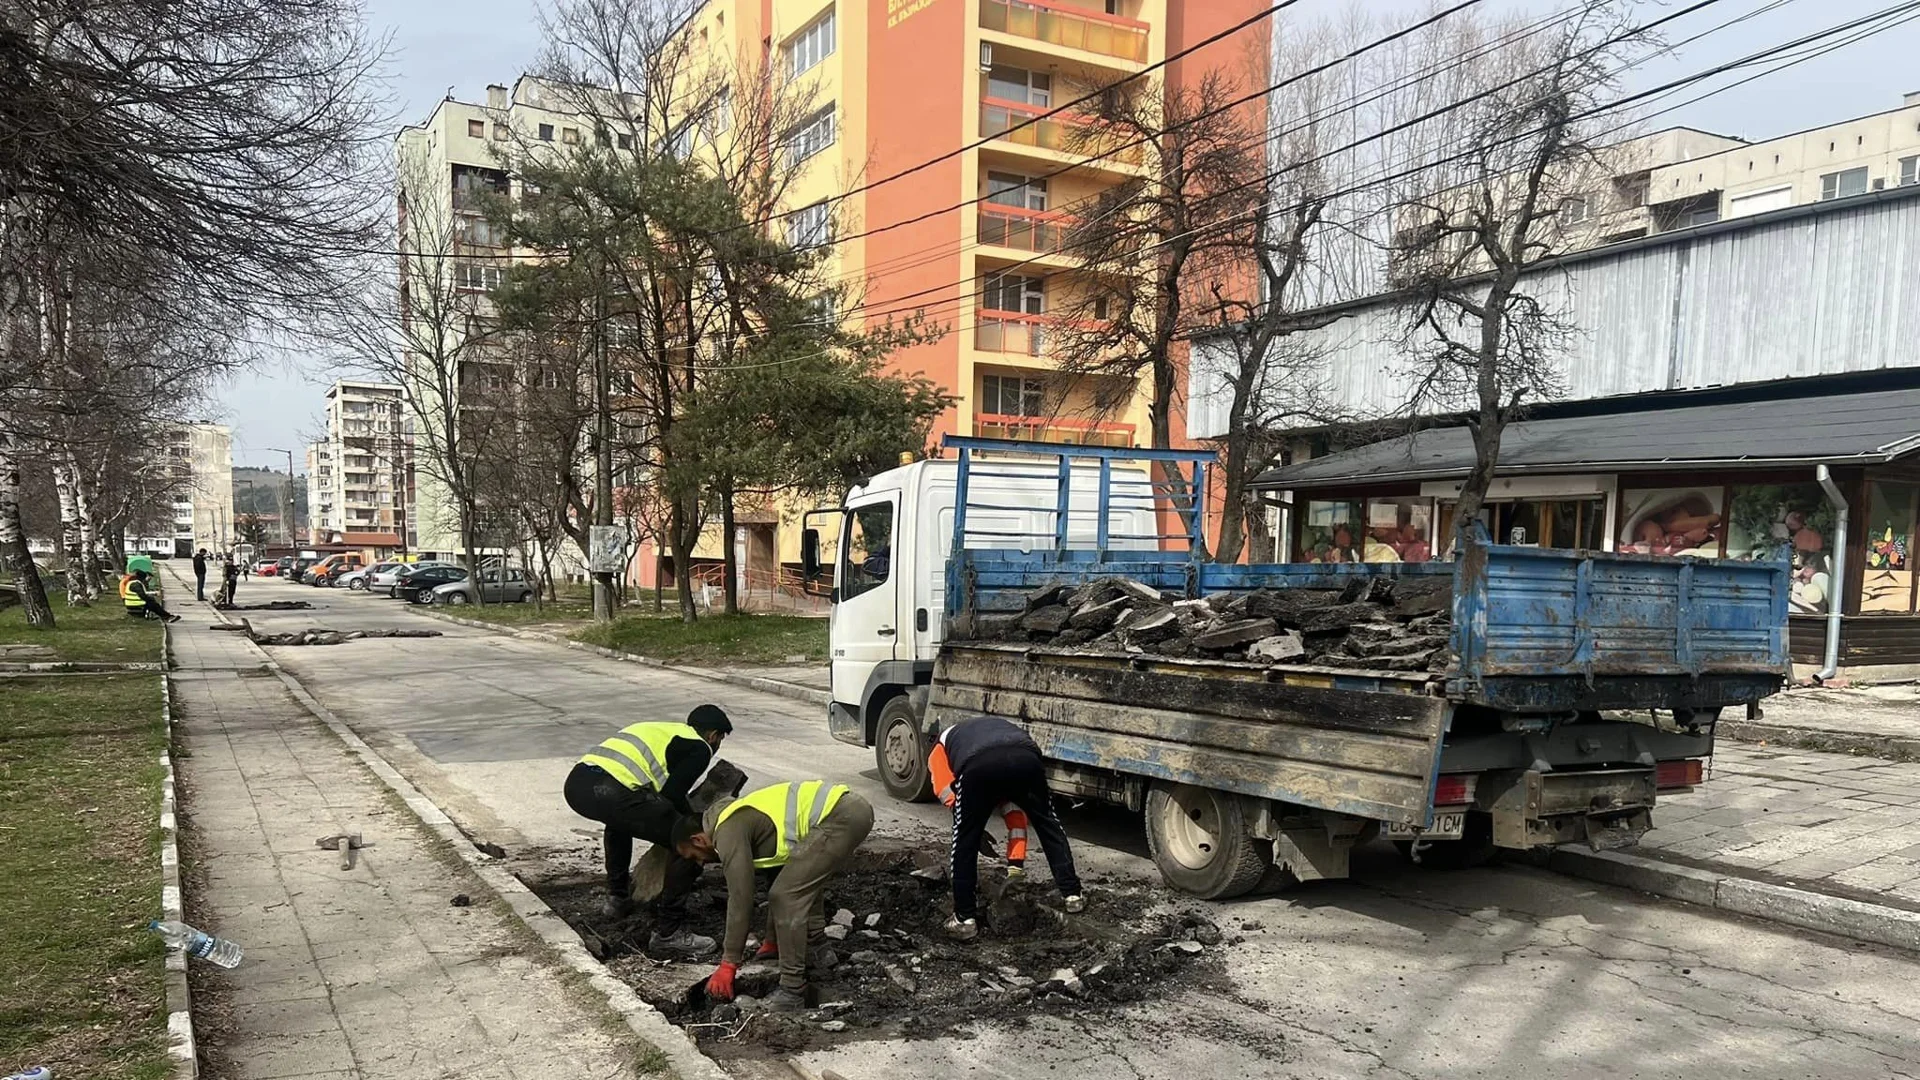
left=219, top=0, right=1920, bottom=471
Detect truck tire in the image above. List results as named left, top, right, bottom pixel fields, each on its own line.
left=875, top=696, right=934, bottom=803
left=1393, top=811, right=1498, bottom=870
left=1143, top=782, right=1271, bottom=899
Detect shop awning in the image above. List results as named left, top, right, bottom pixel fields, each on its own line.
left=1257, top=387, right=1920, bottom=490
left=341, top=532, right=402, bottom=546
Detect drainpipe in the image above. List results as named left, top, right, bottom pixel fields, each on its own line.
left=1815, top=464, right=1848, bottom=683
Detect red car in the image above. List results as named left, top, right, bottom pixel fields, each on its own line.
left=257, top=558, right=285, bottom=577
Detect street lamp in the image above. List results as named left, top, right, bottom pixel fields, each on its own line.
left=264, top=447, right=298, bottom=546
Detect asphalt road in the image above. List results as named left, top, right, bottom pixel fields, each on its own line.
left=237, top=579, right=1920, bottom=1080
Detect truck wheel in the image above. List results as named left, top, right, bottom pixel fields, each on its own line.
left=874, top=697, right=934, bottom=803
left=1393, top=811, right=1498, bottom=870
left=1144, top=782, right=1271, bottom=899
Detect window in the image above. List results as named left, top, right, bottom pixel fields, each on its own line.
left=538, top=123, right=554, bottom=142
left=456, top=218, right=505, bottom=246
left=786, top=201, right=832, bottom=249
left=787, top=105, right=836, bottom=163
left=1901, top=156, right=1918, bottom=187
left=707, top=89, right=732, bottom=137
left=982, top=271, right=1043, bottom=314
left=595, top=130, right=611, bottom=147
left=1558, top=196, right=1590, bottom=226
left=1820, top=166, right=1870, bottom=201
left=663, top=123, right=694, bottom=160
left=467, top=119, right=486, bottom=138
left=1300, top=500, right=1362, bottom=563
left=617, top=132, right=634, bottom=150
left=784, top=10, right=836, bottom=80
left=1727, top=484, right=1836, bottom=615
left=981, top=373, right=1046, bottom=417
left=804, top=293, right=836, bottom=324
left=1863, top=480, right=1916, bottom=613
left=987, top=171, right=1048, bottom=210
left=454, top=263, right=504, bottom=292
left=1618, top=487, right=1725, bottom=556
left=562, top=126, right=581, bottom=145
left=1361, top=498, right=1435, bottom=562
left=841, top=500, right=893, bottom=600
left=987, top=64, right=1051, bottom=107
left=493, top=122, right=509, bottom=141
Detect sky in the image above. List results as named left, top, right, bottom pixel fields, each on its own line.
left=218, top=0, right=1920, bottom=471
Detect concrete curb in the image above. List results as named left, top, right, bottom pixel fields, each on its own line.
left=157, top=624, right=198, bottom=1079
left=417, top=609, right=833, bottom=707
left=1549, top=847, right=1920, bottom=953
left=213, top=605, right=729, bottom=1080
left=1717, top=719, right=1920, bottom=763
left=0, top=660, right=166, bottom=673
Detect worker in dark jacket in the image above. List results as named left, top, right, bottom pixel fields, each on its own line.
left=564, top=704, right=733, bottom=955
left=191, top=549, right=208, bottom=601
left=936, top=716, right=1084, bottom=940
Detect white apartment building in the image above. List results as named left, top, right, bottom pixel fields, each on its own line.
left=167, top=422, right=234, bottom=555
left=307, top=380, right=412, bottom=551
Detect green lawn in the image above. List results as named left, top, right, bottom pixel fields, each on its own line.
left=0, top=587, right=165, bottom=664
left=449, top=599, right=596, bottom=627
left=0, top=675, right=169, bottom=1080
left=571, top=613, right=828, bottom=666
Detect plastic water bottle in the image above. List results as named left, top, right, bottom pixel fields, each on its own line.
left=151, top=920, right=244, bottom=968
left=4, top=1068, right=52, bottom=1080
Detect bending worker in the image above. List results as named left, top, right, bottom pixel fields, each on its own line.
left=933, top=715, right=1084, bottom=940
left=121, top=558, right=180, bottom=623
left=565, top=704, right=733, bottom=956
left=931, top=741, right=1030, bottom=875
left=676, top=780, right=874, bottom=1013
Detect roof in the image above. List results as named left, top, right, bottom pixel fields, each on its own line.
left=1258, top=386, right=1920, bottom=489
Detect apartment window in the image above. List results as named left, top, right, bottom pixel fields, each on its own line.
left=786, top=201, right=832, bottom=249
left=1558, top=195, right=1590, bottom=226
left=454, top=263, right=504, bottom=292
left=987, top=65, right=1052, bottom=107
left=981, top=374, right=1046, bottom=417
left=663, top=123, right=694, bottom=160
left=538, top=123, right=554, bottom=142
left=467, top=119, right=486, bottom=138
left=562, top=126, right=582, bottom=145
left=457, top=218, right=505, bottom=246
left=784, top=10, right=836, bottom=81
left=987, top=171, right=1048, bottom=210
left=1901, top=156, right=1918, bottom=187
left=805, top=293, right=836, bottom=325
left=787, top=105, right=836, bottom=163
left=493, top=121, right=509, bottom=141
left=708, top=89, right=733, bottom=137
left=617, top=132, right=634, bottom=150
left=1821, top=166, right=1869, bottom=201
left=982, top=271, right=1044, bottom=314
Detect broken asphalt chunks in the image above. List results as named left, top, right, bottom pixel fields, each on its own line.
left=221, top=617, right=445, bottom=647
left=993, top=574, right=1453, bottom=672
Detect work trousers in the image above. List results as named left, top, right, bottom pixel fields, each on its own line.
left=220, top=577, right=237, bottom=606
left=765, top=793, right=874, bottom=991
left=194, top=570, right=206, bottom=601
left=563, top=762, right=699, bottom=932
left=951, top=745, right=1081, bottom=919
left=127, top=598, right=172, bottom=620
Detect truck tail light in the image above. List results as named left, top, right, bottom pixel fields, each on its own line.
left=1432, top=774, right=1476, bottom=806
left=1656, top=759, right=1704, bottom=790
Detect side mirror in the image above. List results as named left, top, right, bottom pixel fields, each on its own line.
left=801, top=528, right=821, bottom=581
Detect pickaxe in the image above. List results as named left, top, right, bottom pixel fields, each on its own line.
left=315, top=832, right=368, bottom=870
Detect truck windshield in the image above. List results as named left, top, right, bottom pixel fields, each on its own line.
left=843, top=502, right=894, bottom=599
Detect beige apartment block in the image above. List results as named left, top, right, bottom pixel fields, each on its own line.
left=168, top=422, right=234, bottom=555
left=308, top=380, right=413, bottom=551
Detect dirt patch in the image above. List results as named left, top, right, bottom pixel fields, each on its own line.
left=528, top=839, right=1229, bottom=1061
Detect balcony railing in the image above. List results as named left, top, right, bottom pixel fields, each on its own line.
left=980, top=99, right=1142, bottom=165
left=976, top=412, right=1135, bottom=448
left=975, top=310, right=1107, bottom=355
left=980, top=0, right=1149, bottom=63
left=978, top=204, right=1074, bottom=254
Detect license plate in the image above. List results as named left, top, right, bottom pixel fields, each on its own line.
left=1383, top=811, right=1465, bottom=841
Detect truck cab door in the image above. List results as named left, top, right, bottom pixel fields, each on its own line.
left=831, top=493, right=899, bottom=714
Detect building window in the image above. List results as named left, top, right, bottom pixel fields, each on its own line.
left=454, top=263, right=504, bottom=292
left=1558, top=196, right=1590, bottom=226
left=987, top=171, right=1048, bottom=210
left=786, top=201, right=832, bottom=249
left=1901, top=156, right=1918, bottom=187
left=1863, top=480, right=1917, bottom=613
left=987, top=64, right=1052, bottom=107
left=787, top=105, right=836, bottom=163
left=538, top=123, right=554, bottom=142
left=562, top=126, right=581, bottom=145
left=493, top=121, right=509, bottom=141
left=663, top=123, right=694, bottom=160
left=707, top=89, right=732, bottom=137
left=784, top=10, right=835, bottom=81
left=467, top=119, right=486, bottom=138
left=1820, top=166, right=1870, bottom=201
left=981, top=271, right=1044, bottom=314
left=457, top=219, right=505, bottom=247
left=980, top=373, right=1046, bottom=417
left=617, top=132, right=634, bottom=150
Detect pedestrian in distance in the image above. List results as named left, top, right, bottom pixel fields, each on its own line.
left=220, top=555, right=239, bottom=607
left=677, top=780, right=874, bottom=1012
left=564, top=704, right=734, bottom=956
left=933, top=715, right=1085, bottom=941
left=191, top=548, right=208, bottom=601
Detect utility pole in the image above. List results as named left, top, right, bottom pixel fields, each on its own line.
left=265, top=447, right=297, bottom=547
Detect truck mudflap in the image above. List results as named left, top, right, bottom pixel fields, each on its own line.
left=1478, top=767, right=1657, bottom=851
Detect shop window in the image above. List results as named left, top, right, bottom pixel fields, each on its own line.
left=1727, top=484, right=1836, bottom=614
left=1861, top=480, right=1916, bottom=613
left=1362, top=497, right=1433, bottom=563
left=1300, top=500, right=1362, bottom=563
left=1618, top=487, right=1724, bottom=556
left=1493, top=497, right=1605, bottom=550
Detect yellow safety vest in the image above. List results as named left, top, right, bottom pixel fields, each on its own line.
left=716, top=781, right=849, bottom=869
left=581, top=722, right=702, bottom=792
left=121, top=575, right=144, bottom=608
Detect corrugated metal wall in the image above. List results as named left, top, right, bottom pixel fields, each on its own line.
left=1189, top=195, right=1920, bottom=440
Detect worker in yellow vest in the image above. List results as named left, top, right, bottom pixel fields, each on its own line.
left=675, top=780, right=874, bottom=1012
left=120, top=557, right=179, bottom=622
left=565, top=704, right=733, bottom=956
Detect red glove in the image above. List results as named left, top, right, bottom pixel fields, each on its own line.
left=754, top=940, right=779, bottom=960
left=706, top=961, right=739, bottom=1001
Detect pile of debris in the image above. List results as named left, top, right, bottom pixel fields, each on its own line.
left=980, top=575, right=1454, bottom=672
left=211, top=617, right=443, bottom=647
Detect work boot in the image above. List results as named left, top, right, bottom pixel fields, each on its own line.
left=759, top=987, right=808, bottom=1014
left=1064, top=894, right=1087, bottom=914
left=649, top=929, right=717, bottom=957
left=599, top=894, right=635, bottom=920
left=945, top=914, right=978, bottom=941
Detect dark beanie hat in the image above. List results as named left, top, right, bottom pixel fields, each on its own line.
left=670, top=814, right=705, bottom=848
left=688, top=703, right=733, bottom=734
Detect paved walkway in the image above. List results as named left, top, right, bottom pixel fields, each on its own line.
left=163, top=564, right=646, bottom=1080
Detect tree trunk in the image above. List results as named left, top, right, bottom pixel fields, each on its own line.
left=720, top=482, right=739, bottom=616
left=0, top=435, right=55, bottom=627
left=53, top=458, right=88, bottom=605
left=74, top=459, right=103, bottom=599
left=105, top=523, right=127, bottom=572
left=1214, top=442, right=1248, bottom=566
left=669, top=493, right=698, bottom=623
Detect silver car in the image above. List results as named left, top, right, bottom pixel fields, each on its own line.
left=429, top=567, right=535, bottom=605
left=339, top=560, right=402, bottom=591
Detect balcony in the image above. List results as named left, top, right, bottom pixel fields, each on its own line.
left=980, top=0, right=1149, bottom=63
left=976, top=310, right=1108, bottom=356
left=978, top=204, right=1074, bottom=254
left=980, top=100, right=1141, bottom=165
left=976, top=412, right=1134, bottom=448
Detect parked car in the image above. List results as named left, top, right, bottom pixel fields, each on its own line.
left=285, top=557, right=318, bottom=583
left=395, top=565, right=467, bottom=603
left=381, top=561, right=456, bottom=596
left=430, top=567, right=535, bottom=606
left=307, top=553, right=367, bottom=587
left=256, top=559, right=281, bottom=577
left=339, top=561, right=401, bottom=591
left=274, top=556, right=295, bottom=577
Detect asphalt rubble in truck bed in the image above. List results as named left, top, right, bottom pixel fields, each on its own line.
left=976, top=574, right=1455, bottom=672
left=529, top=839, right=1232, bottom=1059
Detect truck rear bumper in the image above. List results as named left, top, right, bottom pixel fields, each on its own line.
left=1480, top=767, right=1658, bottom=850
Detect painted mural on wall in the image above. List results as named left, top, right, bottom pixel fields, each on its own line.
left=1726, top=484, right=1836, bottom=615
left=1617, top=488, right=1725, bottom=557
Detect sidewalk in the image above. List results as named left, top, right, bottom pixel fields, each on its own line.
left=162, top=565, right=652, bottom=1080
left=1721, top=683, right=1920, bottom=760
